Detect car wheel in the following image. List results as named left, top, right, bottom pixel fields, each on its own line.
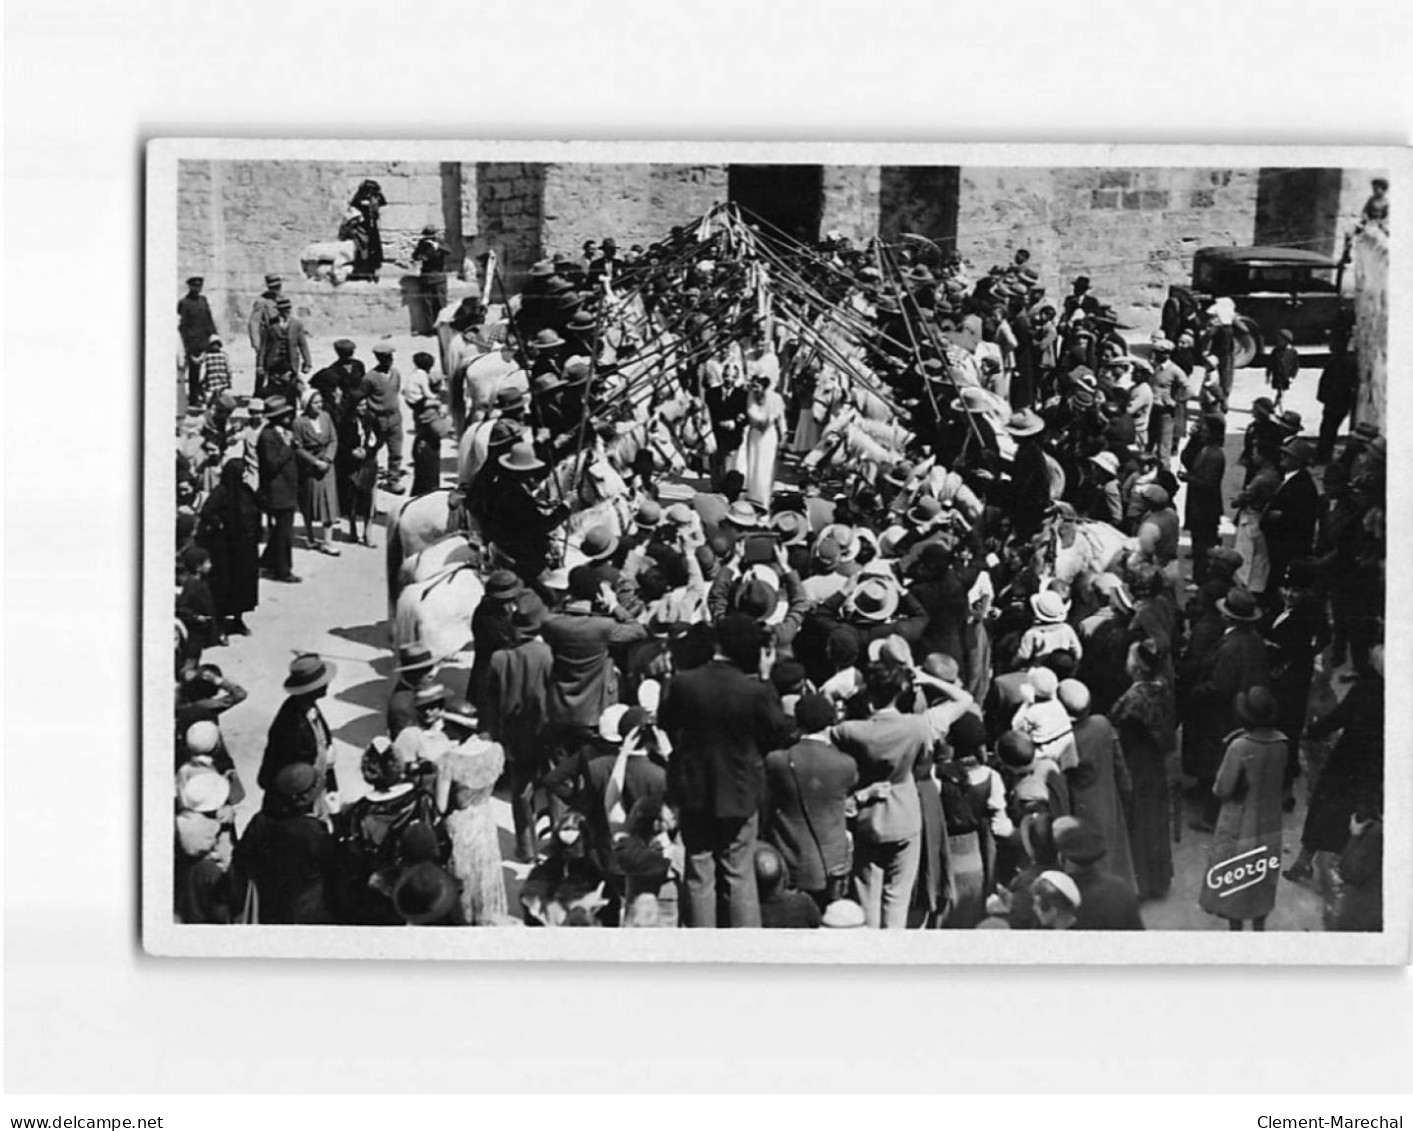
left=1232, top=318, right=1261, bottom=369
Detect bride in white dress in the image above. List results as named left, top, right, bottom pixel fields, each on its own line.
left=735, top=371, right=786, bottom=507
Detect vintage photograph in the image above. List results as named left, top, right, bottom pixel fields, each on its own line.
left=145, top=142, right=1402, bottom=961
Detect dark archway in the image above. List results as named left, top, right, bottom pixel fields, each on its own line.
left=728, top=165, right=823, bottom=243
left=878, top=166, right=960, bottom=255
left=1254, top=167, right=1345, bottom=259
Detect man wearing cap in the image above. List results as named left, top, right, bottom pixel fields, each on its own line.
left=309, top=339, right=365, bottom=407
left=485, top=592, right=555, bottom=861
left=361, top=343, right=405, bottom=489
left=1260, top=438, right=1320, bottom=595
left=1147, top=338, right=1184, bottom=458
left=247, top=273, right=283, bottom=394
left=179, top=277, right=218, bottom=409
left=1179, top=414, right=1227, bottom=583
left=258, top=295, right=311, bottom=404
left=1054, top=818, right=1144, bottom=930
left=255, top=395, right=301, bottom=583
left=411, top=224, right=449, bottom=336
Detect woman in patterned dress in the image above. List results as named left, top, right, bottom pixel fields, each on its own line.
left=436, top=701, right=508, bottom=925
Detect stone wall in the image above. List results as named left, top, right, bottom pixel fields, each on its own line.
left=819, top=165, right=881, bottom=245
left=1351, top=224, right=1388, bottom=432
left=474, top=162, right=548, bottom=295
left=537, top=163, right=728, bottom=270
left=177, top=159, right=472, bottom=339
left=955, top=166, right=1263, bottom=332
left=878, top=166, right=959, bottom=249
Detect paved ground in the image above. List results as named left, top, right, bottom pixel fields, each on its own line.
left=187, top=333, right=1339, bottom=930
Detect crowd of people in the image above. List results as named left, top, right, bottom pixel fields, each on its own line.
left=172, top=206, right=1387, bottom=934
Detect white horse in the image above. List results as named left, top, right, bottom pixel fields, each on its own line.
left=392, top=536, right=485, bottom=666
left=1033, top=509, right=1135, bottom=588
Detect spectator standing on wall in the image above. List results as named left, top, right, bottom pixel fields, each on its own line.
left=412, top=225, right=450, bottom=336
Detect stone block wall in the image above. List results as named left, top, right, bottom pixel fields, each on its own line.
left=538, top=163, right=727, bottom=271
left=1351, top=224, right=1388, bottom=432
left=176, top=159, right=463, bottom=340
left=955, top=166, right=1262, bottom=332
left=820, top=165, right=881, bottom=245
left=474, top=162, right=547, bottom=294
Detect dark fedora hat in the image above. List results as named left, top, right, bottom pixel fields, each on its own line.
left=1217, top=587, right=1261, bottom=623
left=263, top=395, right=295, bottom=420
left=511, top=590, right=549, bottom=634
left=395, top=642, right=437, bottom=674
left=528, top=328, right=565, bottom=351
left=1054, top=818, right=1107, bottom=865
left=499, top=441, right=546, bottom=474
left=485, top=569, right=524, bottom=601
left=1236, top=686, right=1279, bottom=727
left=392, top=862, right=461, bottom=925
left=283, top=653, right=336, bottom=693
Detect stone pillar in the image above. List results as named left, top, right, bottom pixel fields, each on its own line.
left=1351, top=225, right=1387, bottom=432
left=475, top=162, right=547, bottom=293
left=819, top=165, right=880, bottom=244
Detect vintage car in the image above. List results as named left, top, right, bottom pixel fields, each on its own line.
left=1165, top=245, right=1352, bottom=367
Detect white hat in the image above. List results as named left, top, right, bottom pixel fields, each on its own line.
left=598, top=704, right=632, bottom=744
left=821, top=899, right=866, bottom=928
left=178, top=767, right=231, bottom=814
left=1036, top=869, right=1082, bottom=909
left=185, top=720, right=221, bottom=756
left=637, top=678, right=662, bottom=714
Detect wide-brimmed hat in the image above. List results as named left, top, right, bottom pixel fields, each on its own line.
left=565, top=310, right=596, bottom=332
left=178, top=767, right=231, bottom=814
left=263, top=395, right=295, bottom=420
left=1054, top=818, right=1108, bottom=865
left=1030, top=589, right=1071, bottom=624
left=414, top=682, right=448, bottom=708
left=1217, top=587, right=1261, bottom=622
left=495, top=386, right=527, bottom=412
left=580, top=525, right=619, bottom=562
left=1149, top=336, right=1175, bottom=353
left=634, top=499, right=663, bottom=530
left=1236, top=686, right=1279, bottom=727
left=1036, top=869, right=1083, bottom=910
left=844, top=576, right=899, bottom=622
left=441, top=698, right=479, bottom=730
left=1276, top=409, right=1304, bottom=435
left=511, top=591, right=549, bottom=634
left=395, top=642, right=437, bottom=674
left=1282, top=437, right=1316, bottom=466
left=598, top=703, right=632, bottom=744
left=821, top=899, right=867, bottom=928
left=1005, top=409, right=1045, bottom=437
left=723, top=500, right=761, bottom=529
left=528, top=328, right=565, bottom=351
left=562, top=357, right=593, bottom=386
left=528, top=259, right=556, bottom=278
left=532, top=371, right=564, bottom=394
left=769, top=510, right=808, bottom=545
left=1089, top=450, right=1119, bottom=476
left=908, top=495, right=943, bottom=527
left=950, top=386, right=992, bottom=414
left=284, top=654, right=335, bottom=694
left=485, top=569, right=525, bottom=601
left=271, top=762, right=320, bottom=805
left=393, top=863, right=460, bottom=925
left=499, top=441, right=546, bottom=474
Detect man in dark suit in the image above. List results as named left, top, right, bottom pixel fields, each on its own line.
left=256, top=396, right=301, bottom=583
left=1055, top=818, right=1144, bottom=930
left=178, top=276, right=217, bottom=409
left=658, top=614, right=793, bottom=927
left=762, top=693, right=858, bottom=905
left=704, top=369, right=748, bottom=491
left=257, top=654, right=338, bottom=805
left=1261, top=437, right=1321, bottom=595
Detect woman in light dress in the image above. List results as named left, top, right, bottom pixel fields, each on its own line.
left=435, top=700, right=507, bottom=925
left=736, top=371, right=786, bottom=507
